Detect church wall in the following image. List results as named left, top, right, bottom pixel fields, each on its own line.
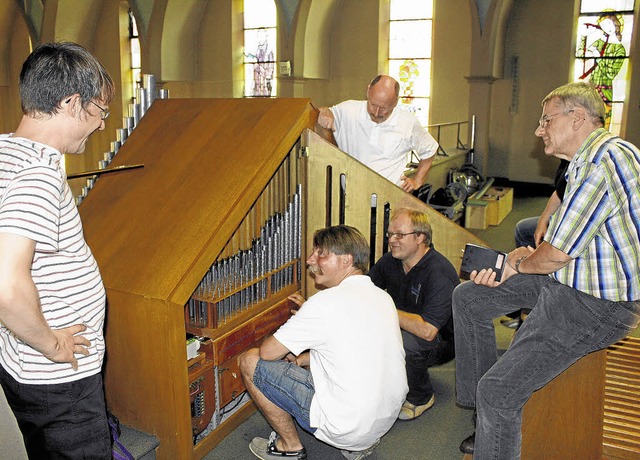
left=293, top=0, right=473, bottom=145
left=431, top=0, right=472, bottom=128
left=489, top=0, right=575, bottom=184
left=194, top=0, right=242, bottom=98
left=1, top=0, right=639, bottom=185
left=312, top=0, right=382, bottom=106
left=2, top=9, right=31, bottom=135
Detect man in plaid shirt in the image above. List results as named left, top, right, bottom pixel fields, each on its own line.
left=454, top=81, right=640, bottom=459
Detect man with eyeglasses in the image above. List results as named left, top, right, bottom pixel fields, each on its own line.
left=241, top=225, right=407, bottom=460
left=0, top=42, right=114, bottom=458
left=368, top=208, right=459, bottom=420
left=317, top=75, right=439, bottom=193
left=455, top=81, right=640, bottom=458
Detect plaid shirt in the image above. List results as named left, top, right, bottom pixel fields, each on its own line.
left=547, top=128, right=640, bottom=301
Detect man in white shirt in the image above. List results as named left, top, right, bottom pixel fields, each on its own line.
left=318, top=75, right=439, bottom=192
left=240, top=225, right=408, bottom=460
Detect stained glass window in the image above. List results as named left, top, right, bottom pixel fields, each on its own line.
left=244, top=0, right=277, bottom=98
left=574, top=0, right=635, bottom=135
left=129, top=10, right=141, bottom=102
left=389, top=0, right=433, bottom=126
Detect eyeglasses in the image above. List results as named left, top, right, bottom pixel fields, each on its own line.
left=538, top=110, right=574, bottom=129
left=89, top=100, right=110, bottom=120
left=386, top=231, right=418, bottom=240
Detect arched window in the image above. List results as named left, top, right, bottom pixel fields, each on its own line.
left=244, top=0, right=277, bottom=97
left=388, top=0, right=433, bottom=126
left=129, top=9, right=141, bottom=103
left=574, top=0, right=635, bottom=135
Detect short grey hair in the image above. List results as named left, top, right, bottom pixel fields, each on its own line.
left=542, top=81, right=606, bottom=127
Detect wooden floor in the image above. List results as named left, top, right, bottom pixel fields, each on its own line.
left=462, top=336, right=640, bottom=460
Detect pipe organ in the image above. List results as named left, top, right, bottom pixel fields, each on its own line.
left=79, top=98, right=482, bottom=459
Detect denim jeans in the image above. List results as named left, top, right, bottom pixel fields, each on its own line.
left=253, top=358, right=317, bottom=434
left=402, top=329, right=454, bottom=405
left=453, top=274, right=640, bottom=460
left=0, top=366, right=111, bottom=459
left=514, top=216, right=539, bottom=248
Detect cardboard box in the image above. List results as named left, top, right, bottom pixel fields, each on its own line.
left=464, top=200, right=489, bottom=229
left=465, top=186, right=514, bottom=229
left=484, top=186, right=513, bottom=226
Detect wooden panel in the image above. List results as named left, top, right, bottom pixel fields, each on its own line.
left=101, top=289, right=193, bottom=460
left=218, top=355, right=245, bottom=408
left=80, top=98, right=316, bottom=304
left=302, top=129, right=483, bottom=287
left=521, top=349, right=605, bottom=460
left=603, top=336, right=640, bottom=459
left=462, top=351, right=606, bottom=459
left=210, top=295, right=295, bottom=365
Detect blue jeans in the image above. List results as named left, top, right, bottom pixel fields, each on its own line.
left=514, top=216, right=538, bottom=248
left=0, top=366, right=111, bottom=459
left=253, top=358, right=317, bottom=434
left=403, top=329, right=454, bottom=405
left=453, top=274, right=640, bottom=460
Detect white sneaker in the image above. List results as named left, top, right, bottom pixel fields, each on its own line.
left=341, top=439, right=380, bottom=460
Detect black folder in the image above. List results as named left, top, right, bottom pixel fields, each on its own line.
left=460, top=243, right=508, bottom=281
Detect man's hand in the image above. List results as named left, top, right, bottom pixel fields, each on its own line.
left=0, top=233, right=89, bottom=371
left=399, top=175, right=420, bottom=192
left=400, top=157, right=433, bottom=193
left=288, top=292, right=306, bottom=315
left=45, top=324, right=91, bottom=371
left=533, top=219, right=549, bottom=247
left=317, top=108, right=336, bottom=131
left=470, top=262, right=518, bottom=287
left=284, top=351, right=310, bottom=368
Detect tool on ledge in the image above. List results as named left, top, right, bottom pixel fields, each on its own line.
left=68, top=163, right=144, bottom=179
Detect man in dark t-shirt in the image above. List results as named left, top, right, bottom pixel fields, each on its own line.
left=369, top=208, right=459, bottom=420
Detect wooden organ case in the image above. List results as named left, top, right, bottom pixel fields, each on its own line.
left=79, top=98, right=482, bottom=459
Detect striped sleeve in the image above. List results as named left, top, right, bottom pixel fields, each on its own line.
left=0, top=165, right=62, bottom=251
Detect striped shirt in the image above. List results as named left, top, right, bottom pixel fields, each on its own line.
left=546, top=128, right=640, bottom=301
left=0, top=135, right=106, bottom=384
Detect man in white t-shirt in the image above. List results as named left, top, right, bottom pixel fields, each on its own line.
left=240, top=225, right=408, bottom=460
left=317, top=75, right=439, bottom=192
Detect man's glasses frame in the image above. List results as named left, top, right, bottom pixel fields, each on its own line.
left=538, top=109, right=574, bottom=129
left=89, top=100, right=110, bottom=120
left=386, top=231, right=418, bottom=240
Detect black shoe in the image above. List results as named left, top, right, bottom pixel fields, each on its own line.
left=460, top=432, right=475, bottom=454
